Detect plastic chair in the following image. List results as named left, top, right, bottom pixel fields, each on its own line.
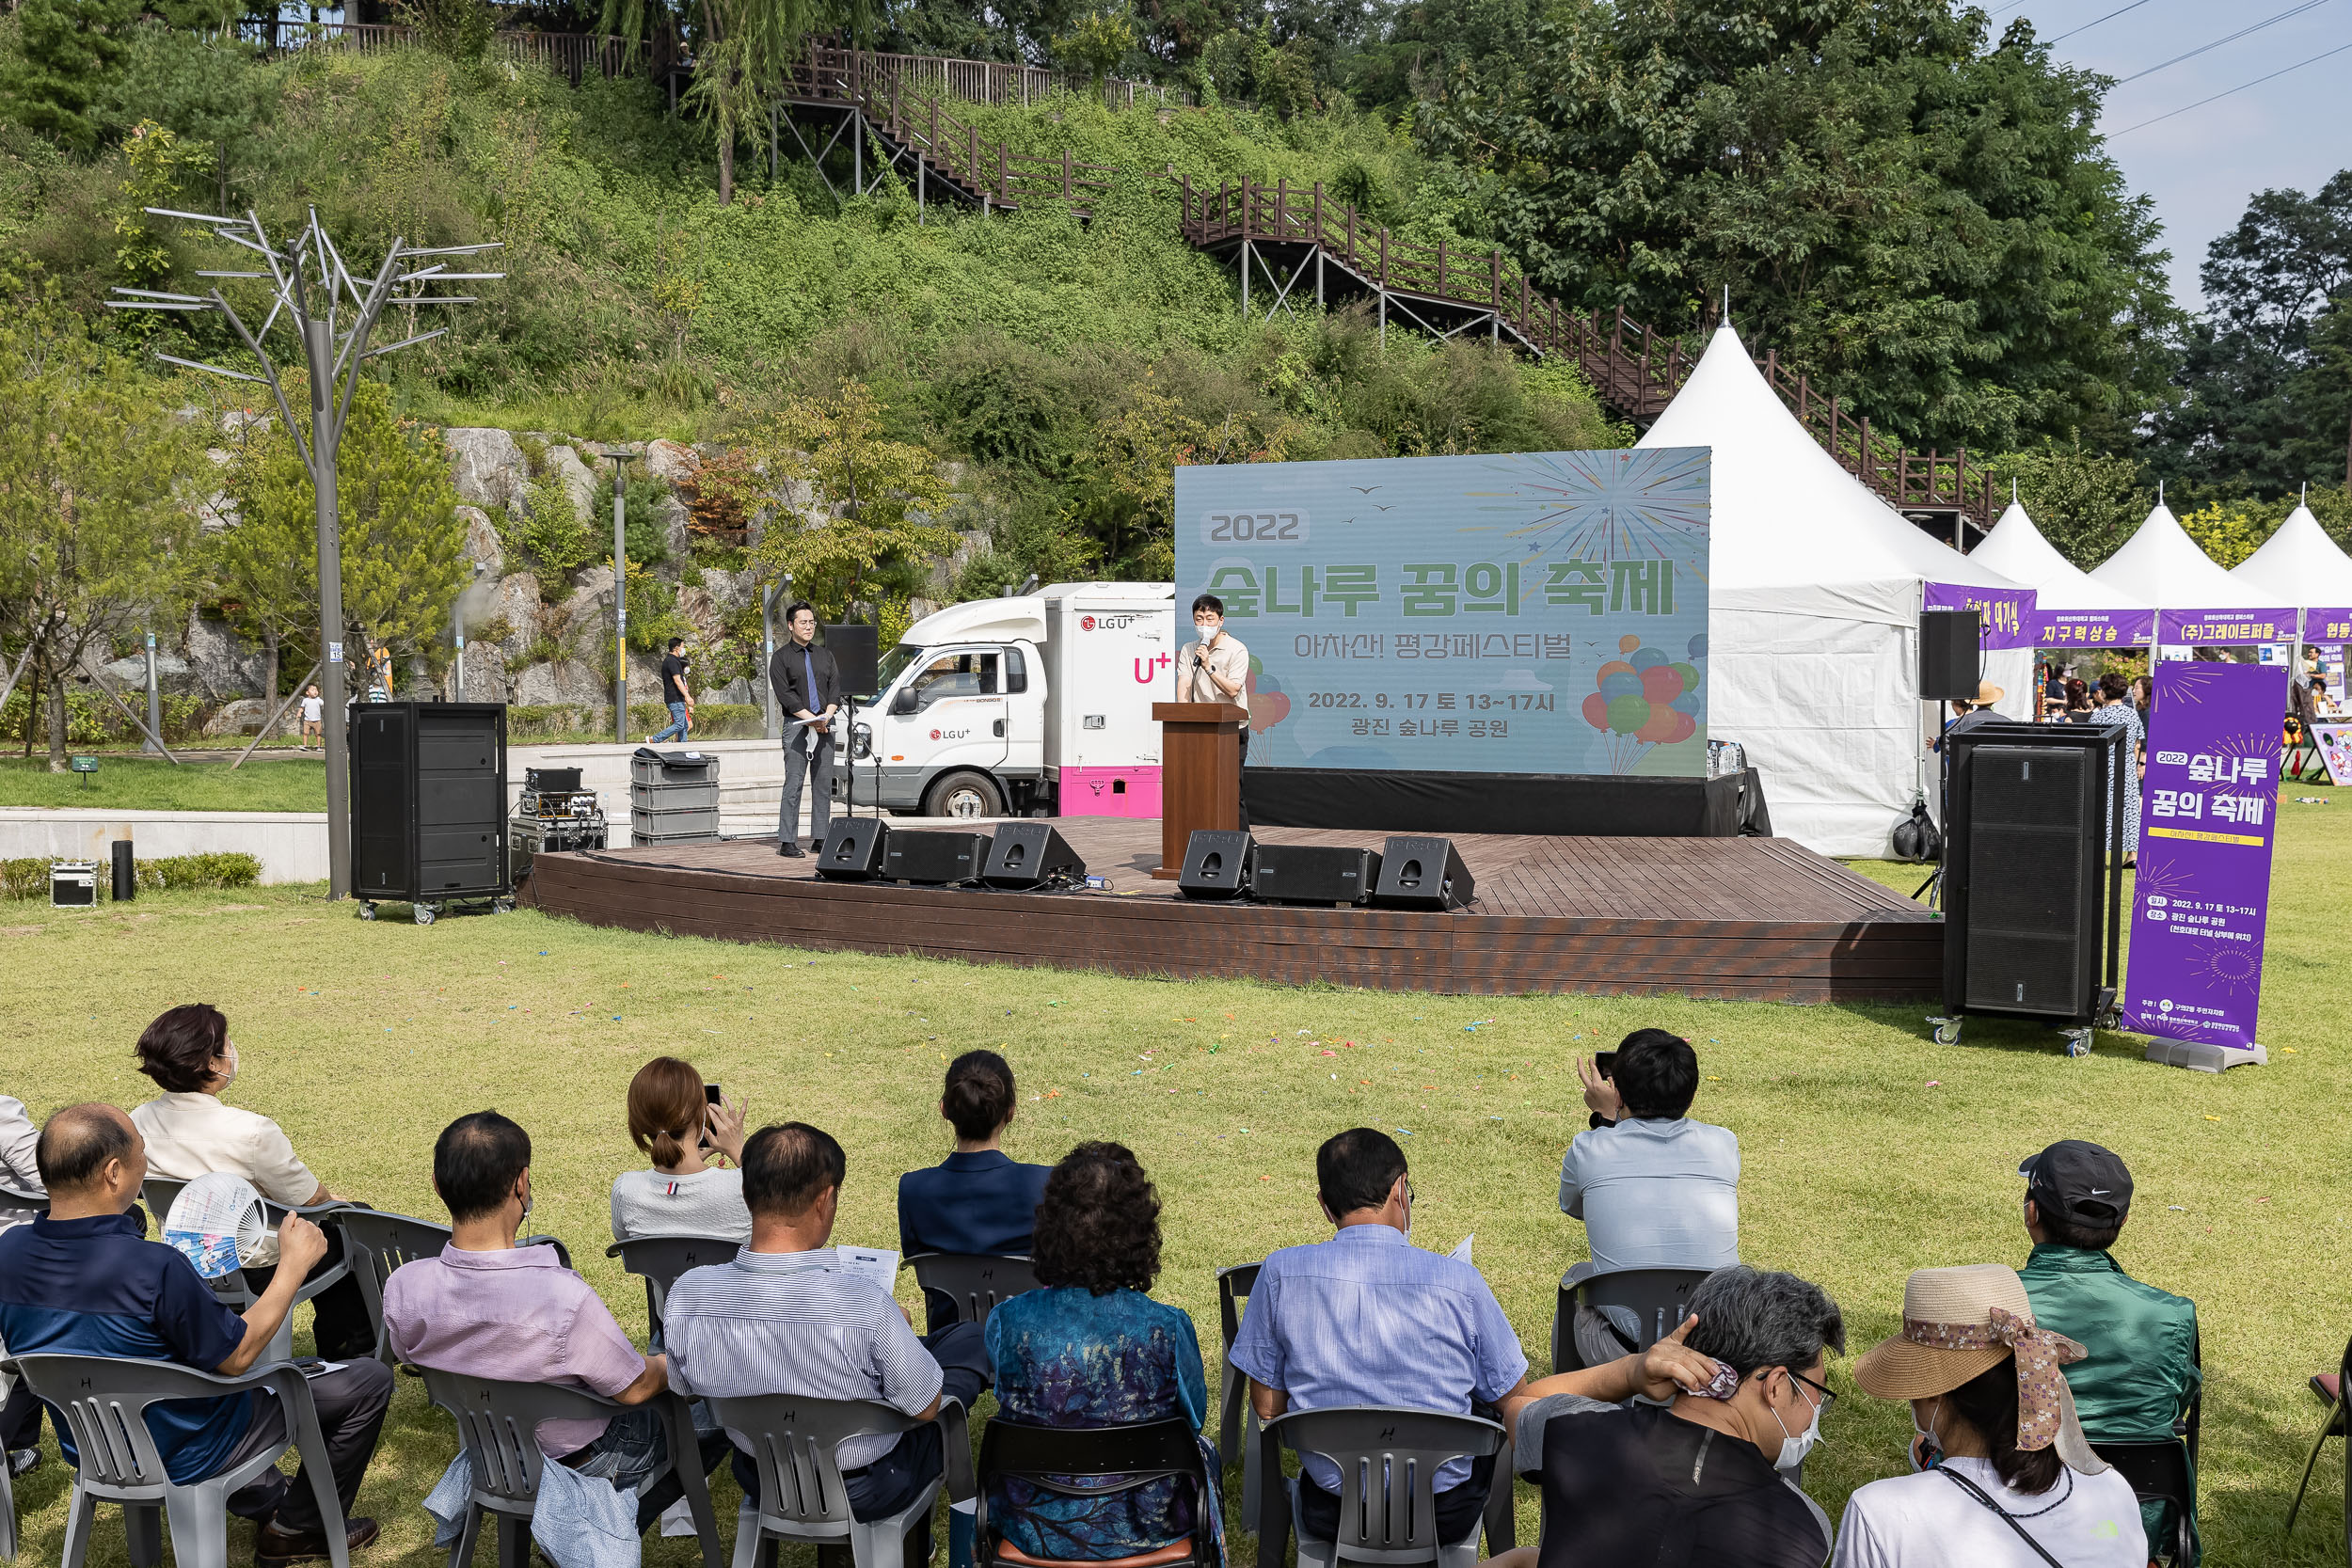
left=905, top=1253, right=1041, bottom=1335
left=338, top=1211, right=570, bottom=1365
left=711, top=1391, right=974, bottom=1568
left=1549, top=1267, right=1712, bottom=1374
left=1216, top=1261, right=1265, bottom=1531
left=2091, top=1441, right=2195, bottom=1565
left=9, top=1351, right=352, bottom=1568
left=416, top=1367, right=723, bottom=1568
left=1257, top=1406, right=1506, bottom=1568
left=975, top=1417, right=1214, bottom=1568
left=2286, top=1331, right=2350, bottom=1551
left=606, top=1234, right=740, bottom=1344
left=0, top=1182, right=45, bottom=1218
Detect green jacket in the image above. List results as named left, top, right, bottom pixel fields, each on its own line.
left=2018, top=1243, right=2200, bottom=1441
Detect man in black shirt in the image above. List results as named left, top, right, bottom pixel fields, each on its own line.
left=647, top=637, right=694, bottom=743
left=769, top=602, right=840, bottom=857
left=1515, top=1265, right=1842, bottom=1568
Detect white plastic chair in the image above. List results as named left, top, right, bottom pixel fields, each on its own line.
left=1259, top=1406, right=1505, bottom=1568
left=711, top=1392, right=974, bottom=1568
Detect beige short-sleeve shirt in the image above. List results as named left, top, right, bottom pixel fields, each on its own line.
left=132, top=1092, right=320, bottom=1263
left=1177, top=634, right=1250, bottom=726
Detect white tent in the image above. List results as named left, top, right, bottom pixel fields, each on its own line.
left=2090, top=501, right=2293, bottom=647
left=1969, top=498, right=2153, bottom=644
left=2230, top=501, right=2352, bottom=626
left=1636, top=325, right=2033, bottom=856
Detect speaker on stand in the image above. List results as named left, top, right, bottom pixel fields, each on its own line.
left=822, top=622, right=882, bottom=831
left=1915, top=608, right=1984, bottom=906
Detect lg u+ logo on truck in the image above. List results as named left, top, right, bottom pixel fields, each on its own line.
left=1080, top=614, right=1143, bottom=632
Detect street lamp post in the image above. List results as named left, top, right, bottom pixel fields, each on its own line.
left=600, top=449, right=640, bottom=744
left=108, top=206, right=501, bottom=899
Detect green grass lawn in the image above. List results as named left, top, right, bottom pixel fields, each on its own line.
left=0, top=755, right=327, bottom=813
left=5, top=790, right=2347, bottom=1565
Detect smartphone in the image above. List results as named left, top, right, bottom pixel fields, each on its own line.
left=705, top=1084, right=723, bottom=1104
left=1595, top=1052, right=1616, bottom=1080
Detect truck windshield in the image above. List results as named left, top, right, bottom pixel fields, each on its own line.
left=876, top=644, right=924, bottom=693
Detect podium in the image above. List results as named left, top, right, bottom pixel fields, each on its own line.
left=1151, top=702, right=1248, bottom=878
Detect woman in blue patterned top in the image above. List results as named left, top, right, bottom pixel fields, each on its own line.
left=983, top=1142, right=1222, bottom=1564
left=2088, top=673, right=2145, bottom=866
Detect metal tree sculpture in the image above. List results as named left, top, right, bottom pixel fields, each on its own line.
left=108, top=206, right=501, bottom=900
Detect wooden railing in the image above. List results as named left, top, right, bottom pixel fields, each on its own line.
left=785, top=43, right=1200, bottom=111
left=253, top=21, right=636, bottom=82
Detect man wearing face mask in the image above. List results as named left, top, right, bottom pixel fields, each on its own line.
left=1510, top=1265, right=1845, bottom=1567
left=128, top=1003, right=377, bottom=1360
left=384, top=1112, right=731, bottom=1533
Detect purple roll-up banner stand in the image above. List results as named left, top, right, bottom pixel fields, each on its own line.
left=2122, top=659, right=2286, bottom=1071
left=1926, top=581, right=2040, bottom=651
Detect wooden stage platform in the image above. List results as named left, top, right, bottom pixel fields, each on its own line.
left=520, top=818, right=1941, bottom=1002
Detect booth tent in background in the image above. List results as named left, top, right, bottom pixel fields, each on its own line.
left=1635, top=325, right=2034, bottom=858
left=2089, top=499, right=2294, bottom=655
left=1968, top=497, right=2155, bottom=647
left=2230, top=499, right=2352, bottom=649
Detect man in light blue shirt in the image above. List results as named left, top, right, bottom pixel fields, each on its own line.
left=1559, top=1029, right=1740, bottom=1366
left=1231, top=1127, right=1529, bottom=1547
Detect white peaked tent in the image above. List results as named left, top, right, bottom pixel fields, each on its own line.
left=2231, top=501, right=2352, bottom=624
left=1972, top=499, right=2153, bottom=623
left=1636, top=325, right=2034, bottom=857
left=2090, top=501, right=2283, bottom=640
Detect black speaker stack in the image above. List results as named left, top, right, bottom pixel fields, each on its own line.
left=350, top=702, right=510, bottom=925
left=1178, top=831, right=1476, bottom=910
left=1918, top=609, right=1982, bottom=702
left=817, top=819, right=1089, bottom=891
left=1932, top=721, right=2127, bottom=1055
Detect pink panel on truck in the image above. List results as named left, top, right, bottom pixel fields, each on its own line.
left=1056, top=767, right=1162, bottom=818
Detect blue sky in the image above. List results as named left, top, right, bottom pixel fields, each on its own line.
left=2000, top=0, right=2350, bottom=309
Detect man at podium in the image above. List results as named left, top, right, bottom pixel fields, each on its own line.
left=1176, top=593, right=1251, bottom=760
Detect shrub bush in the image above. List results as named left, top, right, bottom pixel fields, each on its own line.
left=0, top=852, right=262, bottom=900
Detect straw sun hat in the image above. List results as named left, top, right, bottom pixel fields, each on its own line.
left=1972, top=680, right=2006, bottom=707
left=1853, top=1264, right=2108, bottom=1475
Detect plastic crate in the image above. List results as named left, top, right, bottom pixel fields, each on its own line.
left=628, top=780, right=720, bottom=813
left=629, top=751, right=720, bottom=788
left=630, top=805, right=721, bottom=841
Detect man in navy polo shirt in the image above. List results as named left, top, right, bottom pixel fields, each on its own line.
left=0, top=1104, right=391, bottom=1566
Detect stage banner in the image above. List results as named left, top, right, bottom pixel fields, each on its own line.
left=1925, top=581, right=2039, bottom=651
left=2314, top=724, right=2352, bottom=785
left=1175, top=448, right=1710, bottom=775
left=2121, top=659, right=2288, bottom=1053
left=2026, top=607, right=2155, bottom=648
left=2156, top=608, right=2295, bottom=646
left=2303, top=608, right=2352, bottom=645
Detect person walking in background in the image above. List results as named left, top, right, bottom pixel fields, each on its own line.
left=770, top=601, right=838, bottom=858
left=2087, top=674, right=2143, bottom=866
left=299, top=684, right=324, bottom=750
left=610, top=1056, right=751, bottom=1247
left=647, top=637, right=694, bottom=744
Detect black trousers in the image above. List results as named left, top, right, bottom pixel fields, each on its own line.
left=219, top=1357, right=394, bottom=1535
left=733, top=1320, right=990, bottom=1524
left=1296, top=1451, right=1496, bottom=1547
left=0, top=1374, right=41, bottom=1451
left=239, top=1227, right=375, bottom=1361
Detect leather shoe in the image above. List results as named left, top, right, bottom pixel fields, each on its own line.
left=257, top=1516, right=379, bottom=1565
left=778, top=840, right=806, bottom=858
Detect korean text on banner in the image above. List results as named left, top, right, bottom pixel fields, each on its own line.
left=2121, top=659, right=2287, bottom=1052
left=1174, top=448, right=1711, bottom=777
left=2302, top=609, right=2352, bottom=645
left=1925, top=582, right=2040, bottom=651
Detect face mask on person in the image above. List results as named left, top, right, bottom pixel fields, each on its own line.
left=215, top=1039, right=240, bottom=1089
left=1770, top=1372, right=1825, bottom=1472
left=516, top=1176, right=532, bottom=1225
left=1911, top=1400, right=1945, bottom=1471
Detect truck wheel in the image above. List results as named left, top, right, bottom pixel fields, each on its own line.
left=925, top=770, right=1005, bottom=819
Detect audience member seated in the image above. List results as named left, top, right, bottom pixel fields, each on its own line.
left=0, top=1103, right=391, bottom=1567
left=383, top=1112, right=729, bottom=1535
left=664, top=1122, right=993, bottom=1568
left=609, top=1056, right=751, bottom=1244
left=985, top=1141, right=1221, bottom=1563
left=900, top=1049, right=1052, bottom=1349
left=1231, top=1127, right=1529, bottom=1549
left=0, top=1091, right=43, bottom=1475
left=2015, top=1140, right=2200, bottom=1558
left=127, top=1003, right=374, bottom=1360
left=1559, top=1029, right=1740, bottom=1368
left=1834, top=1264, right=2146, bottom=1567
left=1510, top=1265, right=1842, bottom=1567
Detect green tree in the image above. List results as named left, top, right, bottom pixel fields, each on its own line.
left=731, top=381, right=957, bottom=621
left=2177, top=503, right=2271, bottom=570
left=1419, top=3, right=2177, bottom=452
left=601, top=0, right=816, bottom=205
left=1055, top=3, right=1137, bottom=88
left=1982, top=439, right=2148, bottom=571
left=103, top=22, right=278, bottom=210
left=0, top=299, right=206, bottom=768
left=225, top=378, right=469, bottom=674
left=0, top=0, right=139, bottom=150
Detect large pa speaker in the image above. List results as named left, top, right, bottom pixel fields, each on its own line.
left=983, top=823, right=1086, bottom=889
left=350, top=702, right=508, bottom=903
left=1371, top=836, right=1475, bottom=911
left=1919, top=610, right=1981, bottom=702
left=1250, top=843, right=1382, bottom=907
left=885, top=829, right=989, bottom=884
left=1177, top=830, right=1252, bottom=899
left=822, top=623, right=881, bottom=698
left=1945, top=739, right=2104, bottom=1021
left=815, top=818, right=890, bottom=880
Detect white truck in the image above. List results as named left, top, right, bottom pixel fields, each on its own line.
left=847, top=582, right=1176, bottom=818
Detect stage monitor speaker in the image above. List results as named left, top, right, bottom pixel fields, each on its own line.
left=983, top=823, right=1086, bottom=889
left=1948, top=742, right=2101, bottom=1018
left=1177, top=830, right=1253, bottom=899
left=815, top=818, right=890, bottom=880
left=1250, top=843, right=1382, bottom=907
left=823, top=623, right=881, bottom=698
left=1371, top=836, right=1474, bottom=911
left=885, top=829, right=989, bottom=884
left=350, top=702, right=508, bottom=903
left=1919, top=610, right=1981, bottom=702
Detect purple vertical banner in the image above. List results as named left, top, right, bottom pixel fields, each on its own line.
left=2122, top=660, right=2289, bottom=1053
left=1926, top=581, right=2039, bottom=650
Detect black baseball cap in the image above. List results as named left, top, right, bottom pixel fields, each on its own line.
left=2018, top=1140, right=2134, bottom=1227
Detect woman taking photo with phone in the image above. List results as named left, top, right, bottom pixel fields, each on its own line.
left=610, top=1055, right=751, bottom=1243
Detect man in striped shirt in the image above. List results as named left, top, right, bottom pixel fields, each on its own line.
left=663, top=1122, right=989, bottom=1544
